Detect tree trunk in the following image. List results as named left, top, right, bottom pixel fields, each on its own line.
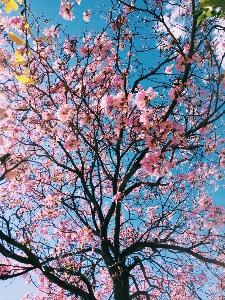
left=113, top=273, right=130, bottom=300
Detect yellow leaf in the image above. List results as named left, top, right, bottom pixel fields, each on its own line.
left=5, top=170, right=17, bottom=181
left=0, top=136, right=4, bottom=145
left=0, top=108, right=7, bottom=120
left=16, top=105, right=29, bottom=110
left=13, top=50, right=24, bottom=64
left=24, top=23, right=32, bottom=35
left=9, top=32, right=25, bottom=45
left=13, top=200, right=21, bottom=205
left=15, top=75, right=35, bottom=84
left=5, top=0, right=18, bottom=13
left=1, top=126, right=12, bottom=132
left=37, top=36, right=51, bottom=43
left=17, top=0, right=22, bottom=4
left=56, top=180, right=62, bottom=185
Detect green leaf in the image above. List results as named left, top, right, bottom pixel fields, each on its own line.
left=197, top=12, right=208, bottom=24
left=199, top=0, right=225, bottom=11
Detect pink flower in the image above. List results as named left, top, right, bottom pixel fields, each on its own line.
left=9, top=16, right=24, bottom=33
left=56, top=104, right=75, bottom=122
left=171, top=135, right=181, bottom=146
left=100, top=95, right=114, bottom=113
left=112, top=192, right=124, bottom=203
left=200, top=89, right=207, bottom=97
left=43, top=26, right=60, bottom=38
left=176, top=54, right=185, bottom=72
left=123, top=5, right=132, bottom=14
left=80, top=45, right=89, bottom=56
left=59, top=1, right=75, bottom=21
left=183, top=44, right=190, bottom=54
left=168, top=88, right=176, bottom=100
left=150, top=0, right=162, bottom=9
left=139, top=111, right=151, bottom=128
left=165, top=64, right=173, bottom=75
left=135, top=90, right=147, bottom=109
left=0, top=49, right=4, bottom=59
left=168, top=85, right=182, bottom=100
left=135, top=88, right=158, bottom=110
left=64, top=136, right=81, bottom=151
left=63, top=38, right=76, bottom=56
left=141, top=151, right=162, bottom=176
left=83, top=10, right=91, bottom=22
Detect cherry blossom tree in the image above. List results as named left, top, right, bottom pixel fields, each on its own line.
left=0, top=0, right=225, bottom=299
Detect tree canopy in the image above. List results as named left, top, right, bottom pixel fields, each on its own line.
left=0, top=0, right=225, bottom=299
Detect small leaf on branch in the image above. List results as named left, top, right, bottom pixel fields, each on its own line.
left=9, top=32, right=25, bottom=45
left=36, top=36, right=51, bottom=43
left=16, top=105, right=29, bottom=111
left=5, top=170, right=17, bottom=181
left=13, top=50, right=25, bottom=64
left=2, top=126, right=12, bottom=132
left=0, top=136, right=4, bottom=146
left=23, top=22, right=32, bottom=35
left=4, top=0, right=18, bottom=13
left=200, top=0, right=225, bottom=11
left=15, top=75, right=35, bottom=84
left=0, top=109, right=7, bottom=120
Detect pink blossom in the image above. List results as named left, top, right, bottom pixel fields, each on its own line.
left=0, top=15, right=9, bottom=30
left=135, top=90, right=148, bottom=109
left=168, top=85, right=182, bottom=100
left=79, top=226, right=93, bottom=244
left=200, top=89, right=207, bottom=97
left=168, top=87, right=176, bottom=100
left=42, top=111, right=53, bottom=121
left=64, top=136, right=81, bottom=151
left=0, top=49, right=4, bottom=59
left=176, top=54, right=185, bottom=72
left=63, top=38, right=76, bottom=56
left=59, top=1, right=75, bottom=21
left=145, top=87, right=158, bottom=100
left=183, top=44, right=190, bottom=54
left=83, top=9, right=91, bottom=22
left=80, top=45, right=89, bottom=56
left=139, top=111, right=151, bottom=128
left=43, top=26, right=60, bottom=38
left=149, top=0, right=162, bottom=9
left=165, top=64, right=174, bottom=75
left=56, top=104, right=75, bottom=122
left=222, top=81, right=225, bottom=90
left=141, top=151, right=161, bottom=176
left=112, top=192, right=124, bottom=203
left=9, top=16, right=24, bottom=33
left=123, top=5, right=131, bottom=14
left=171, top=135, right=181, bottom=146
left=145, top=136, right=156, bottom=150
left=135, top=88, right=158, bottom=110
left=100, top=95, right=114, bottom=113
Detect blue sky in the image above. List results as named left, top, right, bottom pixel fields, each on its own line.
left=0, top=276, right=37, bottom=300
